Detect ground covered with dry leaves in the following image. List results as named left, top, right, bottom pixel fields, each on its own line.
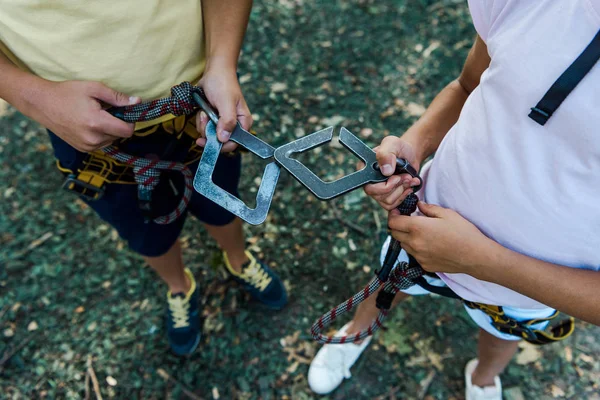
left=1, top=0, right=599, bottom=399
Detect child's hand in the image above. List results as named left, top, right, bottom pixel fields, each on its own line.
left=364, top=136, right=423, bottom=210
left=27, top=80, right=139, bottom=152
left=195, top=68, right=252, bottom=153
left=388, top=201, right=493, bottom=275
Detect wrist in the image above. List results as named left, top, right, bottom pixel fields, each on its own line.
left=463, top=238, right=511, bottom=281
left=204, top=56, right=238, bottom=76
left=2, top=71, right=51, bottom=118
left=400, top=131, right=429, bottom=167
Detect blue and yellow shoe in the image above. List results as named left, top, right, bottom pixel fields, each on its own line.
left=224, top=251, right=288, bottom=310
left=166, top=268, right=201, bottom=356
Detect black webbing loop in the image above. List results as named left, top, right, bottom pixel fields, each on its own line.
left=529, top=28, right=600, bottom=125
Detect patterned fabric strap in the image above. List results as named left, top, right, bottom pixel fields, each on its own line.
left=310, top=193, right=424, bottom=344
left=98, top=82, right=204, bottom=225
left=101, top=146, right=193, bottom=225
left=111, top=81, right=201, bottom=123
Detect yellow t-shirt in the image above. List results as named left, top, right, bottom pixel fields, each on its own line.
left=0, top=0, right=206, bottom=127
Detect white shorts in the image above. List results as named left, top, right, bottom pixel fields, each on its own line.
left=379, top=236, right=556, bottom=341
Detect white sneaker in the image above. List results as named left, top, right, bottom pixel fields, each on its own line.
left=465, top=359, right=503, bottom=400
left=307, top=323, right=372, bottom=395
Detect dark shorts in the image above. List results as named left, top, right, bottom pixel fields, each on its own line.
left=49, top=126, right=242, bottom=258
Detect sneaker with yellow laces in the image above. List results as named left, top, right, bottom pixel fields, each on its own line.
left=224, top=250, right=287, bottom=310
left=166, top=268, right=201, bottom=356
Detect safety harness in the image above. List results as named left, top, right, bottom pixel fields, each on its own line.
left=310, top=178, right=575, bottom=346
left=60, top=83, right=210, bottom=223
left=312, top=27, right=600, bottom=345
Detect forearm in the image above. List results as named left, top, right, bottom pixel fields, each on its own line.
left=202, top=0, right=253, bottom=72
left=0, top=52, right=46, bottom=115
left=473, top=240, right=600, bottom=326
left=402, top=79, right=469, bottom=163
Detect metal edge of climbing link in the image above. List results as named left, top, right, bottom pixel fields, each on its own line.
left=193, top=120, right=280, bottom=225
left=273, top=126, right=388, bottom=200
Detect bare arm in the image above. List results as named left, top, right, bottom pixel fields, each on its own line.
left=389, top=202, right=600, bottom=326
left=0, top=48, right=137, bottom=152
left=196, top=0, right=254, bottom=148
left=477, top=239, right=600, bottom=325
left=366, top=36, right=491, bottom=209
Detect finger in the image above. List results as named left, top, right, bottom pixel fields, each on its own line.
left=196, top=137, right=207, bottom=147
left=364, top=175, right=403, bottom=196
left=417, top=201, right=446, bottom=218
left=95, top=111, right=136, bottom=138
left=236, top=99, right=253, bottom=131
left=91, top=82, right=140, bottom=107
left=220, top=141, right=239, bottom=153
left=376, top=136, right=400, bottom=176
left=381, top=187, right=414, bottom=210
left=390, top=230, right=410, bottom=243
left=215, top=100, right=237, bottom=143
left=196, top=112, right=209, bottom=138
left=388, top=213, right=412, bottom=233
left=399, top=241, right=416, bottom=256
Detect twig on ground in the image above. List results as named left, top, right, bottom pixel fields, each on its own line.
left=85, top=366, right=91, bottom=400
left=157, top=368, right=205, bottom=400
left=0, top=336, right=33, bottom=373
left=418, top=370, right=436, bottom=400
left=87, top=355, right=103, bottom=400
left=329, top=203, right=368, bottom=236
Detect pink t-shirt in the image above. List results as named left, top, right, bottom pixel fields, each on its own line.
left=424, top=0, right=600, bottom=309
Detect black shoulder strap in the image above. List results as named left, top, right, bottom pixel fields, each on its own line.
left=529, top=28, right=600, bottom=126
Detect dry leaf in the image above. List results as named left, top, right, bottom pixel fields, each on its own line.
left=271, top=82, right=288, bottom=93
left=3, top=328, right=14, bottom=337
left=423, top=41, right=441, bottom=58
left=212, top=387, right=220, bottom=399
left=239, top=73, right=252, bottom=84
left=157, top=368, right=169, bottom=380
left=579, top=353, right=594, bottom=364
left=564, top=346, right=573, bottom=362
left=321, top=115, right=344, bottom=126
left=75, top=306, right=85, bottom=314
left=406, top=102, right=426, bottom=117
left=27, top=321, right=38, bottom=331
left=551, top=384, right=565, bottom=397
left=360, top=128, right=373, bottom=138
left=106, top=376, right=117, bottom=386
left=286, top=361, right=300, bottom=374
left=516, top=342, right=542, bottom=365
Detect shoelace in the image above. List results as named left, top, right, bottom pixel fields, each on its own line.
left=240, top=259, right=272, bottom=291
left=168, top=296, right=191, bottom=328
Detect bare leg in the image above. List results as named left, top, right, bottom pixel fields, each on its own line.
left=471, top=329, right=519, bottom=387
left=144, top=239, right=190, bottom=294
left=204, top=217, right=248, bottom=273
left=346, top=287, right=410, bottom=333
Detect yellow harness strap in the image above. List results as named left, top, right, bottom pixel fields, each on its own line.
left=463, top=301, right=575, bottom=345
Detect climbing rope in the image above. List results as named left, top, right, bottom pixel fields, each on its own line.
left=311, top=192, right=426, bottom=344
left=101, top=82, right=204, bottom=224
left=101, top=146, right=193, bottom=224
